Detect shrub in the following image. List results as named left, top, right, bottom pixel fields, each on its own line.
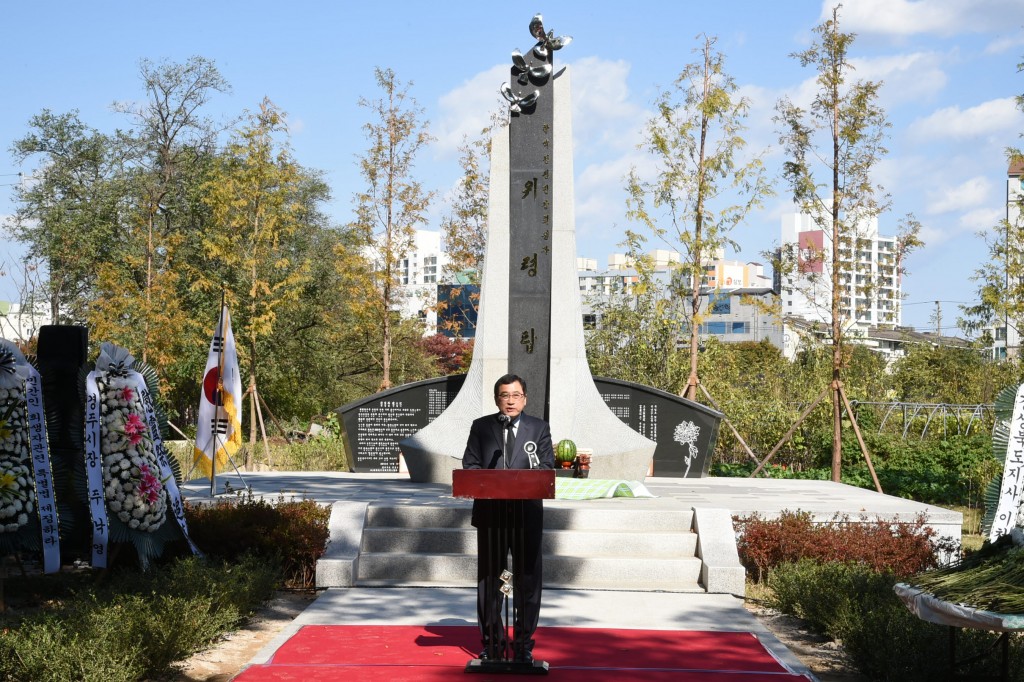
left=767, top=559, right=1024, bottom=681
left=185, top=495, right=330, bottom=588
left=767, top=560, right=949, bottom=680
left=713, top=433, right=999, bottom=509
left=0, top=554, right=278, bottom=682
left=735, top=510, right=944, bottom=582
left=270, top=436, right=350, bottom=471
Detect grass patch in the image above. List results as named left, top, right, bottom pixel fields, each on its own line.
left=951, top=504, right=985, bottom=554
left=167, top=436, right=351, bottom=480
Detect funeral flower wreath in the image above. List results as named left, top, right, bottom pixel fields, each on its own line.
left=0, top=381, right=34, bottom=534
left=0, top=342, right=42, bottom=541
left=0, top=340, right=60, bottom=571
left=97, top=372, right=168, bottom=532
left=82, top=343, right=198, bottom=568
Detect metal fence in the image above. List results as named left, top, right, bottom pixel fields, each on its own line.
left=850, top=401, right=994, bottom=440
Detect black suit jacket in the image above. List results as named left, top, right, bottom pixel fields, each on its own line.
left=462, top=412, right=555, bottom=527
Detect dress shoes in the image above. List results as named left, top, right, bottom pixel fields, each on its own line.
left=479, top=645, right=506, bottom=661
left=514, top=650, right=534, bottom=663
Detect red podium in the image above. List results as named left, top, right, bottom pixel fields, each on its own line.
left=452, top=468, right=556, bottom=501
left=453, top=469, right=555, bottom=675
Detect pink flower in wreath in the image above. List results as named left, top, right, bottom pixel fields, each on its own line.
left=121, top=386, right=134, bottom=402
left=124, top=413, right=147, bottom=445
left=137, top=464, right=162, bottom=505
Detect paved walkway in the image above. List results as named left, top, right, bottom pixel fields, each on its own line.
left=180, top=472, right=962, bottom=681
left=181, top=470, right=961, bottom=534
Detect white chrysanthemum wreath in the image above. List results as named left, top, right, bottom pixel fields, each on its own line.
left=97, top=370, right=168, bottom=532
left=0, top=358, right=35, bottom=534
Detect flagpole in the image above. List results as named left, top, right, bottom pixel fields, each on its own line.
left=210, top=286, right=227, bottom=497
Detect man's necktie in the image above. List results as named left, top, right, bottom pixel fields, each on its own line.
left=505, top=421, right=516, bottom=458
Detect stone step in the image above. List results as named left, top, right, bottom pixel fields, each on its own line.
left=365, top=503, right=694, bottom=532
left=361, top=527, right=697, bottom=557
left=355, top=553, right=704, bottom=591
left=355, top=502, right=703, bottom=591
left=317, top=500, right=742, bottom=594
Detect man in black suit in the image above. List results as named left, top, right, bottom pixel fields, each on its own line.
left=462, top=373, right=555, bottom=663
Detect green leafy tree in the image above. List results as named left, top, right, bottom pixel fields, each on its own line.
left=890, top=344, right=1016, bottom=405
left=200, top=99, right=319, bottom=458
left=774, top=6, right=921, bottom=481
left=585, top=231, right=687, bottom=391
left=699, top=338, right=806, bottom=463
left=960, top=213, right=1024, bottom=350
left=8, top=110, right=126, bottom=323
left=442, top=132, right=490, bottom=282
left=111, top=56, right=230, bottom=364
left=350, top=67, right=434, bottom=390
left=88, top=59, right=229, bottom=397
left=626, top=34, right=772, bottom=401
left=438, top=131, right=491, bottom=338
left=1011, top=54, right=1024, bottom=166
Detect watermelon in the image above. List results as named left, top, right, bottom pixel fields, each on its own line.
left=555, top=439, right=577, bottom=464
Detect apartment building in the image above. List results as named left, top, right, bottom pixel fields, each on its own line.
left=780, top=212, right=901, bottom=332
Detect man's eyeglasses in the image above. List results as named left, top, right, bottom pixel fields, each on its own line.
left=497, top=392, right=524, bottom=401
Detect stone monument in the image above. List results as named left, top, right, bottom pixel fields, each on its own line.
left=399, top=15, right=658, bottom=483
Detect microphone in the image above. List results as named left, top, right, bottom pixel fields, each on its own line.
left=497, top=413, right=512, bottom=469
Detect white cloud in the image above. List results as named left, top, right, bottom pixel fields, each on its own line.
left=985, top=33, right=1024, bottom=55
left=736, top=83, right=782, bottom=159
left=908, top=97, right=1022, bottom=141
left=873, top=155, right=922, bottom=200
left=432, top=63, right=509, bottom=158
left=783, top=73, right=830, bottom=112
left=565, top=57, right=647, bottom=157
left=916, top=206, right=1000, bottom=247
left=826, top=0, right=1024, bottom=37
left=915, top=219, right=952, bottom=246
left=925, top=176, right=993, bottom=214
left=573, top=152, right=646, bottom=254
left=286, top=115, right=305, bottom=136
left=958, top=206, right=1002, bottom=232
left=778, top=50, right=948, bottom=114
left=852, top=52, right=948, bottom=104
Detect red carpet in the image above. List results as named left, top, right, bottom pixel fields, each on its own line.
left=233, top=625, right=811, bottom=680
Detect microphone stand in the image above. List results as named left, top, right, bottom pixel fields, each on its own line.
left=499, top=414, right=510, bottom=470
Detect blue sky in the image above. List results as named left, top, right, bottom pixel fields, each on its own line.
left=2, top=0, right=1023, bottom=334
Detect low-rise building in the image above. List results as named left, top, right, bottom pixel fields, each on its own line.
left=782, top=315, right=970, bottom=364
left=698, top=288, right=782, bottom=347
left=0, top=300, right=48, bottom=344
